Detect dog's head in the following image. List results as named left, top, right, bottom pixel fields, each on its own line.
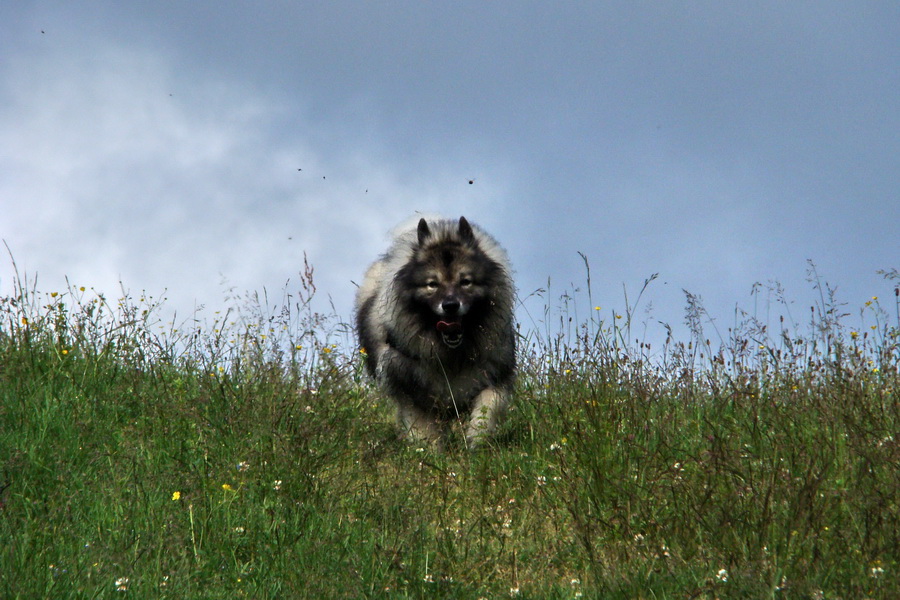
left=401, top=217, right=499, bottom=348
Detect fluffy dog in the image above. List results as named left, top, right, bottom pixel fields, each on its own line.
left=355, top=216, right=515, bottom=448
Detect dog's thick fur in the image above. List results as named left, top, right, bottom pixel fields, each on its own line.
left=355, top=216, right=516, bottom=448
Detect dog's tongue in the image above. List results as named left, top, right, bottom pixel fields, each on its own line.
left=436, top=321, right=462, bottom=334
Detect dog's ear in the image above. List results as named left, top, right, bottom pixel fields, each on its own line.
left=458, top=216, right=475, bottom=243
left=417, top=218, right=431, bottom=245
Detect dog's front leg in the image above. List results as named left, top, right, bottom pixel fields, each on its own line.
left=464, top=386, right=507, bottom=448
left=396, top=402, right=444, bottom=448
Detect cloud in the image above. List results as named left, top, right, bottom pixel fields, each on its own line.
left=0, top=39, right=514, bottom=323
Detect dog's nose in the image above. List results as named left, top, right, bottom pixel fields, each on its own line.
left=441, top=297, right=460, bottom=315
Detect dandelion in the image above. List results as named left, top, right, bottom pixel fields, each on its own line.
left=172, top=491, right=181, bottom=501
left=594, top=306, right=601, bottom=311
left=50, top=291, right=58, bottom=298
left=115, top=577, right=130, bottom=591
left=222, top=483, right=234, bottom=492
left=716, top=568, right=729, bottom=582
left=322, top=347, right=333, bottom=354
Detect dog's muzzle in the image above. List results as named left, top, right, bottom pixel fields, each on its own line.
left=436, top=320, right=463, bottom=348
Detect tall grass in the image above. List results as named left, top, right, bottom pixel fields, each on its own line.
left=1, top=257, right=898, bottom=598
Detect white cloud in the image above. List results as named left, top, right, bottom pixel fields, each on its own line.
left=0, top=40, right=512, bottom=322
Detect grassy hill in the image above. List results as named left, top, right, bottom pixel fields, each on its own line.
left=1, top=269, right=898, bottom=598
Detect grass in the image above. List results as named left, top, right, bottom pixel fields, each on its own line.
left=1, top=260, right=898, bottom=599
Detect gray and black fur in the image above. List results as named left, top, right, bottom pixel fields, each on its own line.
left=355, top=216, right=516, bottom=448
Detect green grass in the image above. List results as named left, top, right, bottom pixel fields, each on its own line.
left=1, top=264, right=898, bottom=598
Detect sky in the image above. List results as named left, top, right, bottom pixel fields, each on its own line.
left=2, top=2, right=899, bottom=352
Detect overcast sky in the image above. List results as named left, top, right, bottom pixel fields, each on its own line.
left=2, top=2, right=899, bottom=350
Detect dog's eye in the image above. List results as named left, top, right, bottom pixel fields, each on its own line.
left=425, top=281, right=439, bottom=290
left=460, top=278, right=473, bottom=287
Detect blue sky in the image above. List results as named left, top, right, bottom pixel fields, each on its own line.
left=2, top=2, right=898, bottom=349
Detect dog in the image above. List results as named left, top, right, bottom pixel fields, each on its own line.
left=355, top=216, right=516, bottom=448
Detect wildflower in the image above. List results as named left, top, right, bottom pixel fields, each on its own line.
left=509, top=587, right=520, bottom=596
left=222, top=484, right=234, bottom=492
left=115, top=577, right=130, bottom=591
left=716, top=568, right=729, bottom=582
left=172, top=491, right=181, bottom=501
left=870, top=560, right=884, bottom=578
left=594, top=306, right=601, bottom=311
left=273, top=480, right=282, bottom=491
left=851, top=331, right=859, bottom=339
left=51, top=292, right=58, bottom=298
left=236, top=461, right=250, bottom=472
left=536, top=475, right=547, bottom=486
left=21, top=317, right=28, bottom=326
left=322, top=346, right=333, bottom=354
left=80, top=286, right=86, bottom=292
left=423, top=574, right=434, bottom=583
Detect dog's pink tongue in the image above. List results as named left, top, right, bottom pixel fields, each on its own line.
left=436, top=321, right=462, bottom=334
